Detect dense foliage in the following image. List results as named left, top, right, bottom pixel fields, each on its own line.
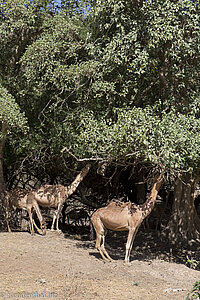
left=0, top=85, right=27, bottom=131
left=0, top=0, right=199, bottom=182
left=0, top=0, right=199, bottom=243
left=69, top=108, right=200, bottom=174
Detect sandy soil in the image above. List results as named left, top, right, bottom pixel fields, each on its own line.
left=0, top=228, right=199, bottom=300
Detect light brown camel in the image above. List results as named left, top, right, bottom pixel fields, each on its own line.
left=30, top=164, right=91, bottom=231
left=90, top=173, right=163, bottom=263
left=5, top=188, right=46, bottom=235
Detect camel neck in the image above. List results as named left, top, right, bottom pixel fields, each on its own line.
left=64, top=173, right=82, bottom=196
left=64, top=165, right=90, bottom=197
left=140, top=174, right=163, bottom=219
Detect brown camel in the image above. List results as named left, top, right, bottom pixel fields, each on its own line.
left=5, top=188, right=46, bottom=235
left=30, top=164, right=91, bottom=231
left=90, top=173, right=163, bottom=263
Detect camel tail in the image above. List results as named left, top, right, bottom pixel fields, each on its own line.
left=90, top=221, right=96, bottom=240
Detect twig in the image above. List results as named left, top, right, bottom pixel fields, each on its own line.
left=61, top=147, right=103, bottom=162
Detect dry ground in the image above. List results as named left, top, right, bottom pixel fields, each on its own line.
left=0, top=228, right=199, bottom=300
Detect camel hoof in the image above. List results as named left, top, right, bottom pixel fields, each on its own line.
left=124, top=261, right=131, bottom=266
left=106, top=258, right=115, bottom=263
left=40, top=230, right=46, bottom=236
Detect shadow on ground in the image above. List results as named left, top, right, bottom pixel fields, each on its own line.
left=61, top=224, right=200, bottom=270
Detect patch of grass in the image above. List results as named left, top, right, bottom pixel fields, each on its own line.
left=186, top=281, right=200, bottom=300
left=186, top=256, right=199, bottom=270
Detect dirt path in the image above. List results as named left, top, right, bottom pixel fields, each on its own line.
left=0, top=231, right=199, bottom=300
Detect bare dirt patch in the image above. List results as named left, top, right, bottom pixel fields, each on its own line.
left=0, top=229, right=199, bottom=300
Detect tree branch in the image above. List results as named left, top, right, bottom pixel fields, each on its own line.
left=0, top=121, right=7, bottom=159
left=61, top=147, right=103, bottom=162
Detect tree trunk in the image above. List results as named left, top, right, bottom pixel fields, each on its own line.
left=0, top=122, right=7, bottom=194
left=166, top=174, right=200, bottom=244
left=0, top=157, right=5, bottom=194
left=0, top=122, right=7, bottom=229
left=0, top=157, right=5, bottom=228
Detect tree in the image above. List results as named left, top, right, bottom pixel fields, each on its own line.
left=0, top=0, right=58, bottom=186
left=19, top=0, right=200, bottom=243
left=167, top=173, right=200, bottom=244
left=65, top=0, right=200, bottom=243
left=0, top=85, right=27, bottom=196
left=0, top=0, right=199, bottom=244
left=60, top=0, right=96, bottom=15
left=19, top=11, right=95, bottom=174
left=88, top=0, right=199, bottom=112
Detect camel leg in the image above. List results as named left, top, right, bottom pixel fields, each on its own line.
left=6, top=220, right=11, bottom=232
left=55, top=203, right=63, bottom=232
left=51, top=211, right=57, bottom=231
left=100, top=234, right=114, bottom=262
left=5, top=205, right=11, bottom=232
left=91, top=214, right=114, bottom=262
left=33, top=201, right=46, bottom=235
left=31, top=206, right=46, bottom=235
left=51, top=215, right=56, bottom=231
left=4, top=195, right=11, bottom=232
left=32, top=219, right=46, bottom=235
left=125, top=227, right=139, bottom=263
left=51, top=204, right=62, bottom=232
left=27, top=208, right=35, bottom=235
left=33, top=219, right=41, bottom=233
left=95, top=232, right=110, bottom=262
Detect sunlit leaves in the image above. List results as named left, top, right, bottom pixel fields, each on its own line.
left=0, top=85, right=27, bottom=130
left=0, top=0, right=199, bottom=179
left=88, top=0, right=199, bottom=110
left=21, top=14, right=92, bottom=107
left=65, top=107, right=200, bottom=175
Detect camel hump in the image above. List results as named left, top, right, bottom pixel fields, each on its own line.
left=38, top=184, right=64, bottom=195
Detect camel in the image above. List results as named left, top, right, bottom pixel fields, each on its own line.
left=4, top=188, right=46, bottom=235
left=30, top=164, right=91, bottom=231
left=90, top=173, right=163, bottom=263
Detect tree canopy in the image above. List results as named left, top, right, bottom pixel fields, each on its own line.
left=0, top=0, right=199, bottom=196
left=0, top=0, right=200, bottom=244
